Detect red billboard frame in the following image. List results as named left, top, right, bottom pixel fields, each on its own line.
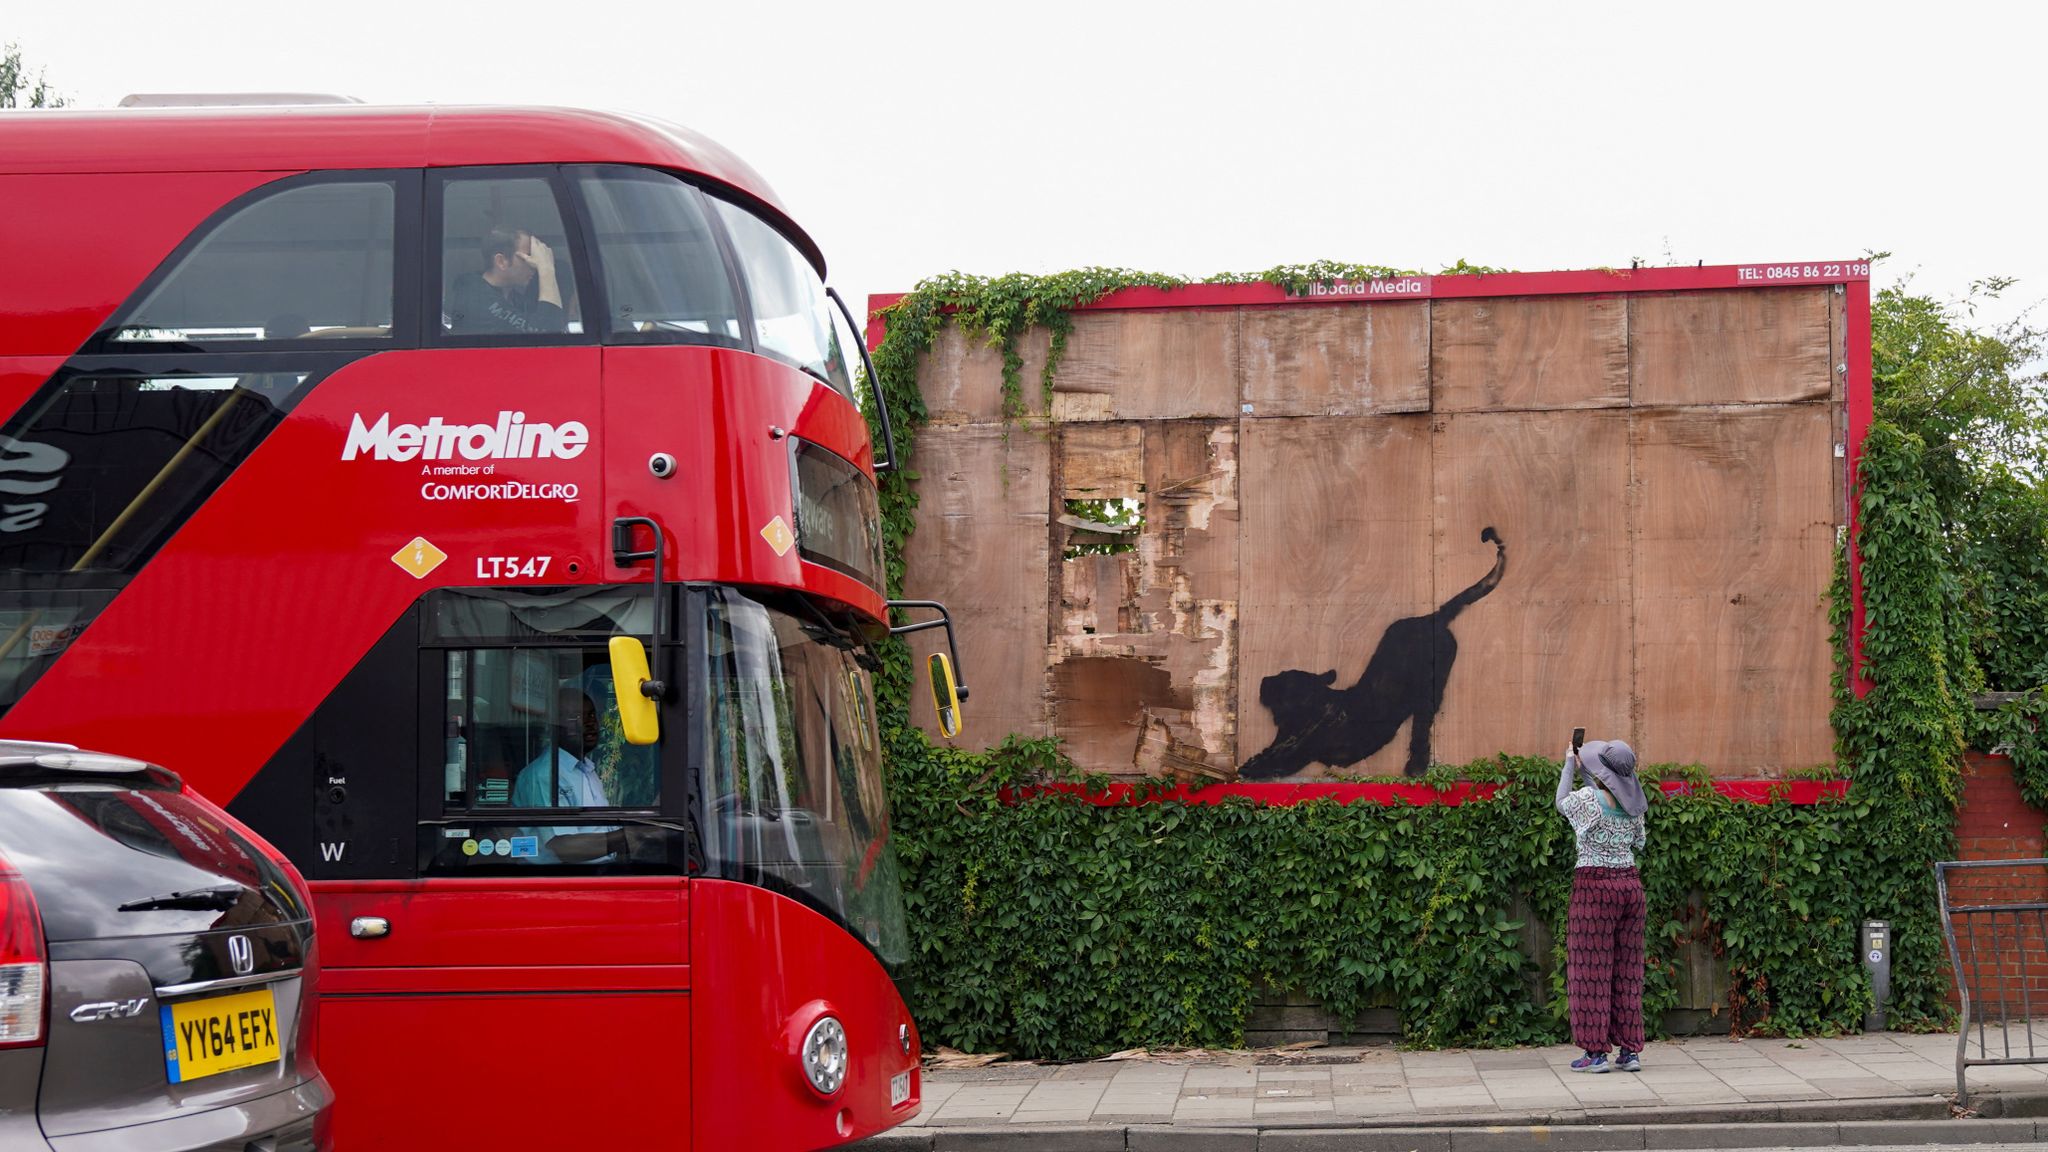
left=871, top=260, right=1876, bottom=806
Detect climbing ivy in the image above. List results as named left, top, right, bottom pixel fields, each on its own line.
left=881, top=740, right=1867, bottom=1059
left=1830, top=421, right=1967, bottom=1029
left=858, top=264, right=2031, bottom=1058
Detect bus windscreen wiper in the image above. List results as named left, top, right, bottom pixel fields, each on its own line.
left=117, top=884, right=244, bottom=912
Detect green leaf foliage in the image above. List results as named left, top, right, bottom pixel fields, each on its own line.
left=1831, top=421, right=1965, bottom=1029
left=0, top=44, right=67, bottom=109
left=884, top=744, right=1869, bottom=1059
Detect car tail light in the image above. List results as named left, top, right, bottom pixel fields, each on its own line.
left=0, top=850, right=48, bottom=1047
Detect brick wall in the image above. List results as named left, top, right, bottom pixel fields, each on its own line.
left=1956, top=752, right=2048, bottom=870
left=1948, top=752, right=2048, bottom=1016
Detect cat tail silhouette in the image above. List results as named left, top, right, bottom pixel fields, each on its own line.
left=1435, top=527, right=1506, bottom=623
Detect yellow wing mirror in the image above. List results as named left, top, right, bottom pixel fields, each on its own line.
left=928, top=652, right=964, bottom=739
left=890, top=600, right=970, bottom=741
left=609, top=636, right=661, bottom=746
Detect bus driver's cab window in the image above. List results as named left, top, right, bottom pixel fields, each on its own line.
left=441, top=648, right=654, bottom=866
left=438, top=174, right=581, bottom=338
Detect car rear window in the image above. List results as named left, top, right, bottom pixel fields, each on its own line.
left=0, top=785, right=306, bottom=942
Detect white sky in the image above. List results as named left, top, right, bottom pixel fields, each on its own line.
left=8, top=1, right=2044, bottom=334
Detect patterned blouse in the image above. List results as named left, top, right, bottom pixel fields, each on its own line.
left=1559, top=786, right=1646, bottom=869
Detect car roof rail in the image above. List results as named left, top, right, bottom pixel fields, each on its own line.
left=117, top=93, right=365, bottom=108
left=0, top=748, right=179, bottom=788
left=0, top=739, right=78, bottom=753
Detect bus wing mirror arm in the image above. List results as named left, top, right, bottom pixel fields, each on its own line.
left=885, top=599, right=969, bottom=701
left=612, top=516, right=667, bottom=700
left=827, top=286, right=897, bottom=474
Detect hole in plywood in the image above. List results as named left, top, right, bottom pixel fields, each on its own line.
left=1061, top=496, right=1144, bottom=559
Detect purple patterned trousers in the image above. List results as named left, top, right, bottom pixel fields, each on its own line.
left=1566, top=866, right=1646, bottom=1052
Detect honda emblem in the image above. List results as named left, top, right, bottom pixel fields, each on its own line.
left=227, top=934, right=255, bottom=976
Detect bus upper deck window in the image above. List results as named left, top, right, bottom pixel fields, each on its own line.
left=438, top=175, right=582, bottom=339
left=710, top=200, right=853, bottom=399
left=105, top=179, right=396, bottom=349
left=575, top=169, right=741, bottom=345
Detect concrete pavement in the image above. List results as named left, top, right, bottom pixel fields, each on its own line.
left=849, top=1026, right=2048, bottom=1150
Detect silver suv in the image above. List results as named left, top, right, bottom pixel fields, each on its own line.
left=0, top=742, right=331, bottom=1150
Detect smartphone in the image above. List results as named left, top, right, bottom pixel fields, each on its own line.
left=1571, top=727, right=1585, bottom=751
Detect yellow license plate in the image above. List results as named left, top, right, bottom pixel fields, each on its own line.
left=160, top=986, right=282, bottom=1084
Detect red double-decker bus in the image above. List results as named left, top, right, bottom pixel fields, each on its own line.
left=0, top=104, right=959, bottom=1150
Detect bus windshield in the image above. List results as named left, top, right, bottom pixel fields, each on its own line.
left=699, top=588, right=906, bottom=967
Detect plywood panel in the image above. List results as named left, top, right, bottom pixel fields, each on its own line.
left=1053, top=422, right=1237, bottom=778
left=1052, top=309, right=1239, bottom=421
left=902, top=425, right=1052, bottom=748
left=1241, top=303, right=1431, bottom=416
left=1631, top=289, right=1831, bottom=406
left=1430, top=412, right=1635, bottom=768
left=1633, top=406, right=1836, bottom=775
left=916, top=324, right=1052, bottom=426
left=1060, top=423, right=1145, bottom=499
left=1236, top=416, right=1434, bottom=779
left=1432, top=296, right=1629, bottom=412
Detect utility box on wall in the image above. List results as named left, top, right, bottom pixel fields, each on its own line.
left=880, top=263, right=1871, bottom=782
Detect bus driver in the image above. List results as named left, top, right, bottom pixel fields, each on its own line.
left=511, top=678, right=626, bottom=863
left=445, top=227, right=568, bottom=335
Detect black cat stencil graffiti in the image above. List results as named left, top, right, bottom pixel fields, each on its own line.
left=1238, top=527, right=1507, bottom=779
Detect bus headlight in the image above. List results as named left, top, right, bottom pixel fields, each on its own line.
left=801, top=1015, right=848, bottom=1096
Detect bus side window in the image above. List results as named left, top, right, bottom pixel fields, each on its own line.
left=709, top=199, right=853, bottom=400
left=102, top=178, right=396, bottom=349
left=575, top=168, right=742, bottom=345
left=436, top=175, right=582, bottom=339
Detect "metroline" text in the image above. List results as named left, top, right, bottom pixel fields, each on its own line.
left=342, top=412, right=589, bottom=462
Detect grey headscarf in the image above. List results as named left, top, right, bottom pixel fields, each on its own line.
left=1578, top=739, right=1647, bottom=818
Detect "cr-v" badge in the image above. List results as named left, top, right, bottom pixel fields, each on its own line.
left=70, top=998, right=149, bottom=1022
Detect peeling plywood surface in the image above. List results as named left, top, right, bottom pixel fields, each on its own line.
left=1429, top=411, right=1635, bottom=766
left=1241, top=303, right=1430, bottom=417
left=1052, top=310, right=1239, bottom=421
left=1632, top=406, right=1836, bottom=775
left=1236, top=417, right=1434, bottom=777
left=1631, top=289, right=1832, bottom=406
left=1432, top=296, right=1630, bottom=412
left=1060, top=423, right=1145, bottom=499
left=1053, top=422, right=1238, bottom=777
left=902, top=424, right=1053, bottom=748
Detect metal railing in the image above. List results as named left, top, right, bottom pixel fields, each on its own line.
left=1935, top=858, right=2048, bottom=1105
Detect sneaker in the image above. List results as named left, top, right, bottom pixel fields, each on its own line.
left=1616, top=1048, right=1642, bottom=1072
left=1569, top=1051, right=1610, bottom=1073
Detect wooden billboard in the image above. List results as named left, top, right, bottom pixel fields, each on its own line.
left=888, top=264, right=1867, bottom=780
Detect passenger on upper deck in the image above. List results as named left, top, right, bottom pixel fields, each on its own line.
left=445, top=228, right=567, bottom=335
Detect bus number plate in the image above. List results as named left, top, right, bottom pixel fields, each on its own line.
left=890, top=1070, right=912, bottom=1107
left=160, top=986, right=282, bottom=1083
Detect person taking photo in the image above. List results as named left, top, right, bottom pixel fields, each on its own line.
left=1556, top=737, right=1649, bottom=1073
